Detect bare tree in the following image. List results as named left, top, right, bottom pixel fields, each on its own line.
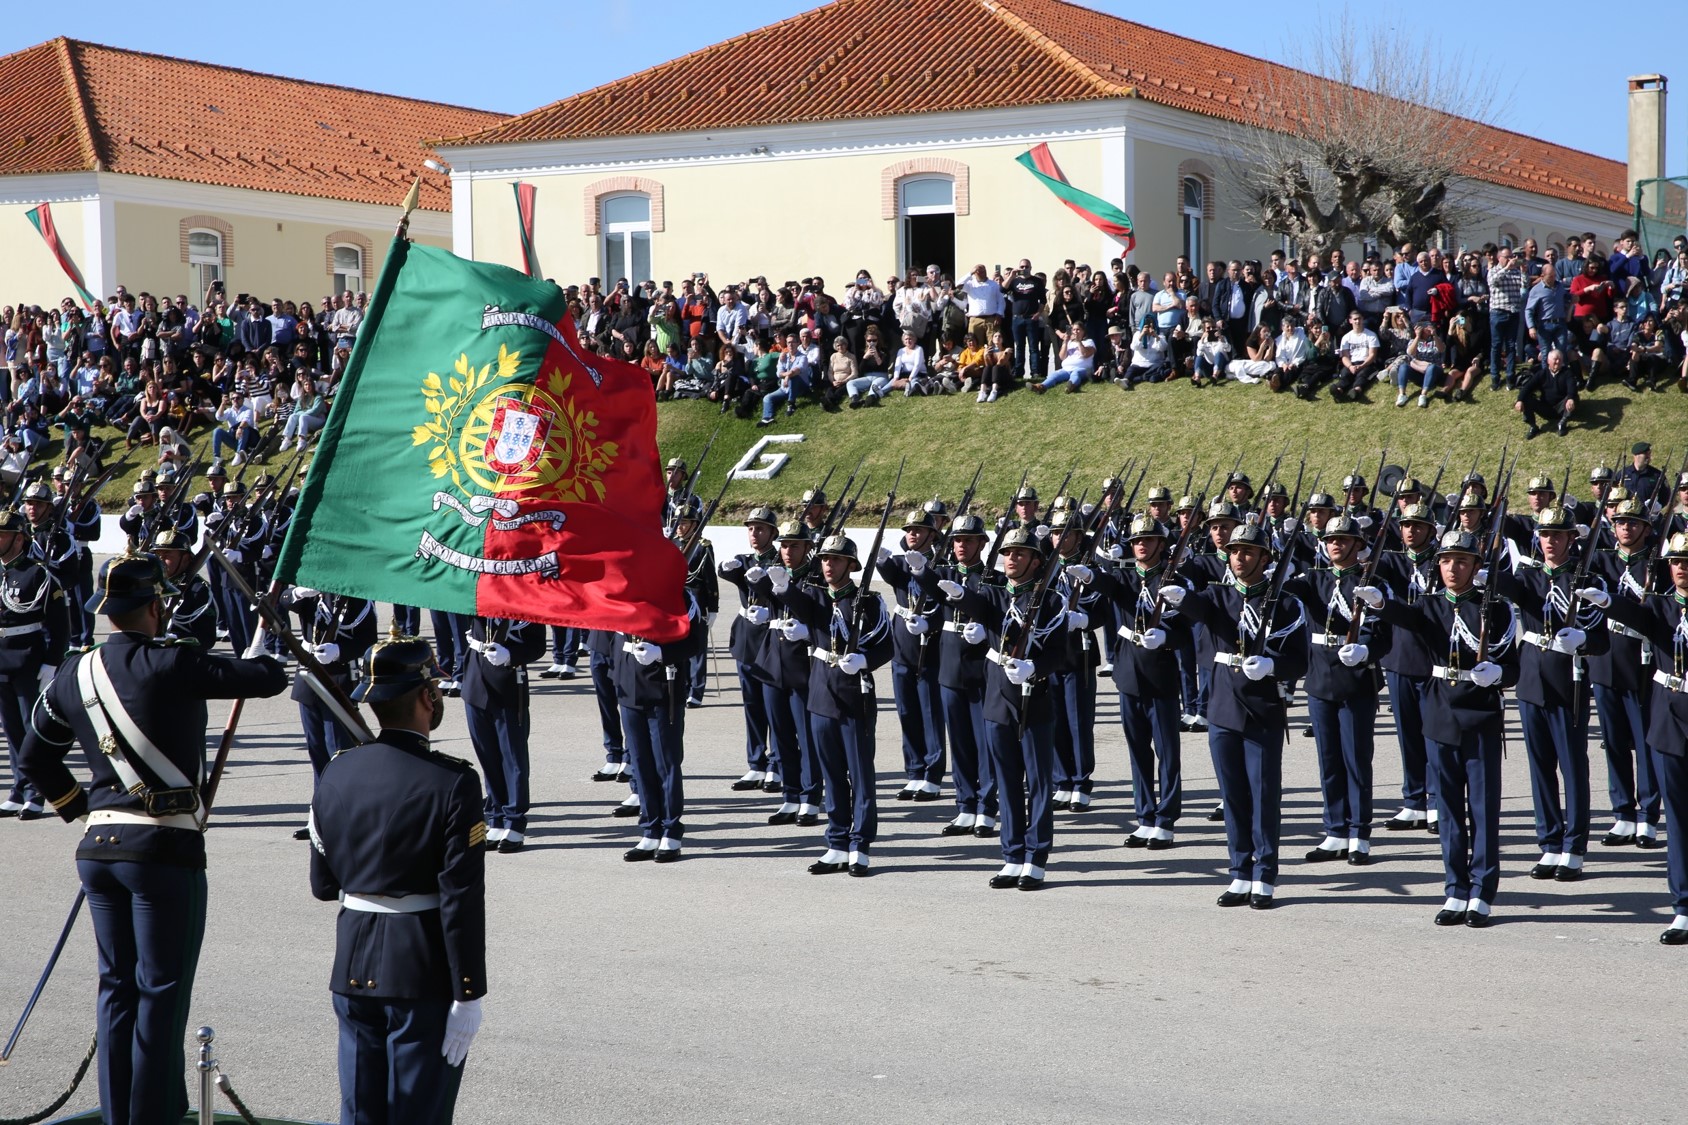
left=1225, top=16, right=1509, bottom=255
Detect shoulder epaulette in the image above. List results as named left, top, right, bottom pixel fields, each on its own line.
left=429, top=750, right=477, bottom=771
left=1515, top=557, right=1544, bottom=570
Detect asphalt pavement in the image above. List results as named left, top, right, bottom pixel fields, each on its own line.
left=2, top=653, right=1683, bottom=1124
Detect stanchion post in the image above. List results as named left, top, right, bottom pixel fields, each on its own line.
left=197, top=1026, right=216, bottom=1125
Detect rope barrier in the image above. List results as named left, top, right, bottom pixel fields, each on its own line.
left=215, top=1070, right=264, bottom=1125
left=0, top=1031, right=96, bottom=1125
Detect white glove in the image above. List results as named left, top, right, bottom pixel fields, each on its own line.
left=1354, top=585, right=1384, bottom=609
left=1338, top=643, right=1368, bottom=667
left=877, top=546, right=893, bottom=564
left=1064, top=564, right=1093, bottom=585
left=1066, top=609, right=1089, bottom=631
left=37, top=664, right=56, bottom=692
left=1005, top=657, right=1035, bottom=685
left=837, top=651, right=866, bottom=675
left=1034, top=524, right=1050, bottom=538
left=1576, top=586, right=1611, bottom=609
left=1280, top=517, right=1299, bottom=535
left=745, top=565, right=766, bottom=584
left=961, top=621, right=987, bottom=645
left=1355, top=515, right=1374, bottom=530
left=631, top=641, right=660, bottom=666
left=1474, top=567, right=1489, bottom=588
left=905, top=614, right=929, bottom=636
left=766, top=566, right=790, bottom=595
left=1158, top=585, right=1186, bottom=608
left=314, top=642, right=341, bottom=665
left=1102, top=543, right=1126, bottom=561
left=1576, top=523, right=1591, bottom=539
left=442, top=998, right=482, bottom=1067
left=745, top=605, right=771, bottom=626
left=779, top=619, right=810, bottom=643
left=1470, top=661, right=1502, bottom=688
left=126, top=504, right=142, bottom=518
left=226, top=548, right=244, bottom=564
left=937, top=579, right=965, bottom=601
left=1141, top=627, right=1166, bottom=650
left=1241, top=655, right=1275, bottom=681
left=291, top=586, right=319, bottom=599
left=720, top=557, right=744, bottom=573
left=1551, top=628, right=1586, bottom=655
left=483, top=643, right=511, bottom=667
left=904, top=549, right=926, bottom=575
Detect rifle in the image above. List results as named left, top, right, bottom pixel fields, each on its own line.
left=1287, top=448, right=1310, bottom=516
left=1197, top=459, right=1221, bottom=508
left=1147, top=501, right=1205, bottom=633
left=1182, top=453, right=1197, bottom=500
left=1254, top=480, right=1322, bottom=659
left=807, top=462, right=837, bottom=509
left=1364, top=445, right=1388, bottom=515
left=665, top=425, right=720, bottom=536
left=1009, top=496, right=1075, bottom=739
left=818, top=454, right=867, bottom=539
left=914, top=461, right=984, bottom=675
left=1475, top=457, right=1518, bottom=665
left=1645, top=446, right=1688, bottom=590
left=851, top=458, right=905, bottom=651
left=983, top=468, right=1032, bottom=572
left=825, top=473, right=871, bottom=540
left=1257, top=440, right=1290, bottom=502
left=1422, top=450, right=1452, bottom=529
left=1119, top=456, right=1153, bottom=521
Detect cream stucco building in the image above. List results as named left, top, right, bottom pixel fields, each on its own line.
left=436, top=0, right=1633, bottom=287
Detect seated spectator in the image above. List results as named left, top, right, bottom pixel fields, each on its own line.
left=1333, top=312, right=1382, bottom=400
left=737, top=335, right=779, bottom=419
left=892, top=330, right=936, bottom=397
left=1629, top=313, right=1671, bottom=392
left=1227, top=325, right=1277, bottom=384
left=1033, top=323, right=1096, bottom=394
left=1275, top=320, right=1313, bottom=394
left=639, top=340, right=667, bottom=393
left=211, top=391, right=261, bottom=464
left=1515, top=348, right=1579, bottom=437
left=278, top=372, right=328, bottom=451
left=760, top=332, right=813, bottom=424
left=1191, top=318, right=1232, bottom=387
left=1114, top=321, right=1166, bottom=388
left=1397, top=323, right=1443, bottom=409
left=821, top=335, right=858, bottom=410
left=976, top=329, right=1014, bottom=404
left=125, top=376, right=168, bottom=448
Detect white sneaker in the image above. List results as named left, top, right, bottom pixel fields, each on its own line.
left=1395, top=392, right=1409, bottom=407
left=987, top=388, right=999, bottom=403
left=976, top=389, right=989, bottom=403
left=1417, top=394, right=1430, bottom=408
left=231, top=451, right=245, bottom=466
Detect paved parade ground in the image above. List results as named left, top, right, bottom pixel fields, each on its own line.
left=3, top=655, right=1685, bottom=1124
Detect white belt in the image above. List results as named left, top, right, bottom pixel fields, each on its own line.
left=1522, top=630, right=1553, bottom=650
left=340, top=892, right=442, bottom=914
left=87, top=808, right=201, bottom=832
left=1116, top=626, right=1152, bottom=646
left=1610, top=621, right=1648, bottom=642
left=0, top=623, right=43, bottom=638
left=1213, top=652, right=1244, bottom=669
left=1655, top=670, right=1688, bottom=694
left=1431, top=665, right=1478, bottom=683
left=1309, top=632, right=1345, bottom=648
left=942, top=621, right=962, bottom=633
left=986, top=648, right=1013, bottom=667
left=812, top=650, right=842, bottom=667
left=739, top=606, right=765, bottom=620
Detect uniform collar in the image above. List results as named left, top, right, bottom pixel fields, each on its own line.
left=1231, top=575, right=1270, bottom=598
left=379, top=728, right=431, bottom=754
left=1442, top=587, right=1478, bottom=604
left=826, top=582, right=857, bottom=601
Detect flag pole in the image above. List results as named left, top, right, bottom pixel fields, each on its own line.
left=394, top=178, right=422, bottom=242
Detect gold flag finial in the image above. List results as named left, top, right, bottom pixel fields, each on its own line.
left=395, top=178, right=422, bottom=239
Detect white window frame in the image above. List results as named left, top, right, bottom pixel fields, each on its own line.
left=331, top=243, right=364, bottom=296
left=601, top=193, right=653, bottom=284
left=898, top=176, right=955, bottom=275
left=1182, top=177, right=1205, bottom=268
left=188, top=228, right=223, bottom=299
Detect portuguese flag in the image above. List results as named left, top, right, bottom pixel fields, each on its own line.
left=1016, top=143, right=1135, bottom=252
left=275, top=237, right=690, bottom=642
left=24, top=203, right=97, bottom=309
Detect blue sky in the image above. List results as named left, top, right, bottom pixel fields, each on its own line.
left=6, top=1, right=1684, bottom=174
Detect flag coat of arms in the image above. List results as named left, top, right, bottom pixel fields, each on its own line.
left=275, top=238, right=690, bottom=642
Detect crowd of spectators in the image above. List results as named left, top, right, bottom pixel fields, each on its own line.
left=1, top=285, right=363, bottom=480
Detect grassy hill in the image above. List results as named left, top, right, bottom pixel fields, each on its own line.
left=656, top=376, right=1688, bottom=520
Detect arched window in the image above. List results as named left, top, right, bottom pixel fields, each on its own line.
left=1497, top=223, right=1522, bottom=250
left=1182, top=177, right=1205, bottom=268
left=332, top=244, right=364, bottom=296
left=188, top=229, right=223, bottom=300
left=899, top=176, right=955, bottom=278
left=602, top=193, right=652, bottom=284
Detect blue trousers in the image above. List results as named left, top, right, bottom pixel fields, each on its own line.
left=429, top=611, right=468, bottom=681
left=80, top=858, right=207, bottom=1125
left=1306, top=692, right=1377, bottom=841
left=941, top=682, right=996, bottom=818
left=1386, top=671, right=1434, bottom=813
left=589, top=649, right=625, bottom=763
left=1489, top=309, right=1520, bottom=384
left=1518, top=697, right=1591, bottom=856
left=621, top=703, right=686, bottom=839
left=809, top=707, right=878, bottom=853
left=1175, top=635, right=1202, bottom=717
left=548, top=626, right=581, bottom=664
left=211, top=567, right=254, bottom=654
left=1655, top=750, right=1688, bottom=915
left=300, top=692, right=357, bottom=777
left=333, top=993, right=463, bottom=1125
left=1118, top=688, right=1182, bottom=828
left=1050, top=668, right=1097, bottom=793
left=1208, top=725, right=1283, bottom=887
left=1592, top=682, right=1660, bottom=824
left=890, top=659, right=946, bottom=784
left=1429, top=729, right=1503, bottom=903
left=687, top=644, right=708, bottom=703
left=1011, top=317, right=1046, bottom=378
left=762, top=680, right=822, bottom=804
left=1, top=676, right=40, bottom=804
left=390, top=605, right=420, bottom=636
left=735, top=662, right=771, bottom=771
left=465, top=698, right=530, bottom=834
left=985, top=715, right=1055, bottom=867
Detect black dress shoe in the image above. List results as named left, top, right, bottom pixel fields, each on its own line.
left=989, top=874, right=1020, bottom=889
left=17, top=807, right=45, bottom=821
left=1660, top=928, right=1688, bottom=946
left=761, top=779, right=782, bottom=793
left=1248, top=894, right=1274, bottom=910
left=1601, top=832, right=1636, bottom=847
left=1305, top=846, right=1346, bottom=863
left=1123, top=834, right=1149, bottom=849
left=292, top=827, right=312, bottom=841
left=1207, top=805, right=1224, bottom=822
left=591, top=767, right=623, bottom=782
left=808, top=860, right=847, bottom=875
left=497, top=839, right=524, bottom=854
left=1384, top=815, right=1426, bottom=831
left=1637, top=835, right=1664, bottom=850
left=613, top=803, right=640, bottom=818
left=1529, top=861, right=1558, bottom=879
left=1050, top=798, right=1070, bottom=812
left=912, top=789, right=941, bottom=803
left=796, top=813, right=820, bottom=827
left=848, top=863, right=871, bottom=878
left=731, top=777, right=764, bottom=792
left=940, top=823, right=974, bottom=837
left=443, top=685, right=461, bottom=698
left=896, top=789, right=916, bottom=801
left=1016, top=875, right=1045, bottom=891
left=1464, top=911, right=1490, bottom=928
left=1426, top=821, right=1440, bottom=834
left=973, top=824, right=995, bottom=838
left=1346, top=850, right=1372, bottom=866
left=623, top=847, right=656, bottom=862
left=1434, top=909, right=1469, bottom=927
left=685, top=699, right=703, bottom=709
left=767, top=811, right=797, bottom=826
left=1146, top=837, right=1175, bottom=851
left=0, top=807, right=19, bottom=819
left=1216, top=890, right=1250, bottom=907
left=1553, top=864, right=1583, bottom=882
left=653, top=848, right=681, bottom=864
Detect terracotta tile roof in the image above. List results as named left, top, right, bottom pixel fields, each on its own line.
left=0, top=38, right=503, bottom=210
left=444, top=0, right=1628, bottom=215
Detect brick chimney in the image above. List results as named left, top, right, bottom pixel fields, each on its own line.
left=1628, top=75, right=1667, bottom=216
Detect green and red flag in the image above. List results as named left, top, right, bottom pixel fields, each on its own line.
left=1016, top=143, right=1135, bottom=252
left=24, top=203, right=97, bottom=309
left=512, top=182, right=541, bottom=278
left=275, top=237, right=690, bottom=642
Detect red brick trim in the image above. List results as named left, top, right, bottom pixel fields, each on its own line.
left=324, top=230, right=374, bottom=278
left=582, top=176, right=665, bottom=235
left=1176, top=159, right=1216, bottom=222
left=179, top=214, right=234, bottom=266
left=881, top=157, right=970, bottom=219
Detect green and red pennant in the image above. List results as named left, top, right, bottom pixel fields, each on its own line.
left=512, top=182, right=541, bottom=278
left=1016, top=143, right=1135, bottom=252
left=24, top=203, right=97, bottom=309
left=275, top=238, right=690, bottom=642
